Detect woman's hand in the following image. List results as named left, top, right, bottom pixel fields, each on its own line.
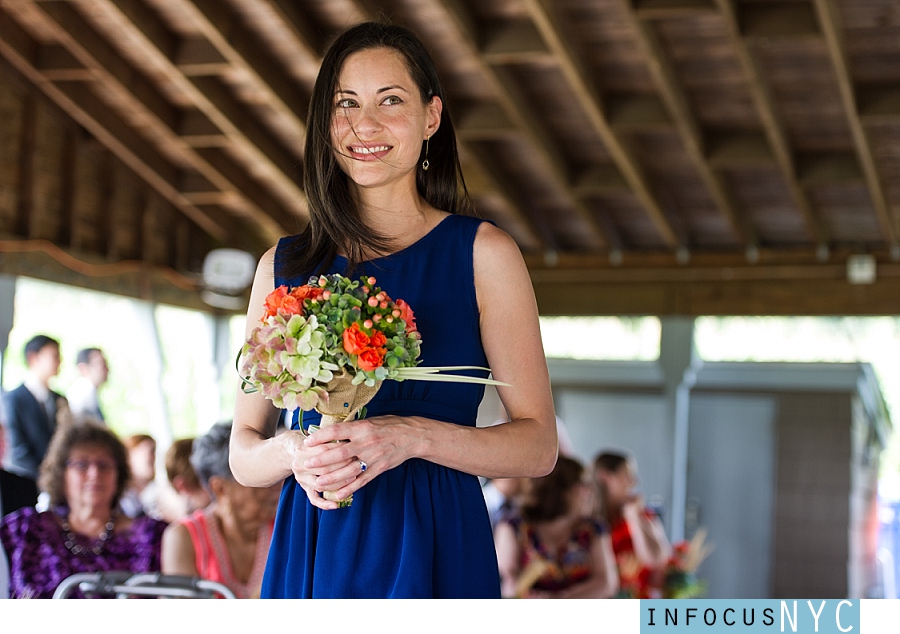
left=299, top=415, right=425, bottom=505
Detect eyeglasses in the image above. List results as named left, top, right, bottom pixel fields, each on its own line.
left=66, top=459, right=116, bottom=473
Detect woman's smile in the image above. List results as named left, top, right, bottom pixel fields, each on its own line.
left=347, top=143, right=393, bottom=160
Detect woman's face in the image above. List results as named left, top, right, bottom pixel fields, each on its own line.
left=599, top=463, right=637, bottom=506
left=128, top=440, right=156, bottom=482
left=330, top=47, right=441, bottom=190
left=64, top=444, right=118, bottom=512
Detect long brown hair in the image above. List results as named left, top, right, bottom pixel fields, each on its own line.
left=521, top=455, right=584, bottom=523
left=279, top=21, right=475, bottom=280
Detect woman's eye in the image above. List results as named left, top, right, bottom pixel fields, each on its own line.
left=336, top=98, right=358, bottom=108
left=382, top=96, right=403, bottom=106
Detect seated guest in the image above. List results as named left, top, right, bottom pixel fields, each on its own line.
left=0, top=424, right=39, bottom=519
left=495, top=455, right=619, bottom=599
left=161, top=422, right=279, bottom=599
left=0, top=421, right=167, bottom=598
left=594, top=450, right=671, bottom=598
left=120, top=433, right=160, bottom=519
left=157, top=438, right=211, bottom=523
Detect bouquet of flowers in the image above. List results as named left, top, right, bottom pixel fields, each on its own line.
left=238, top=273, right=506, bottom=506
left=662, top=528, right=713, bottom=599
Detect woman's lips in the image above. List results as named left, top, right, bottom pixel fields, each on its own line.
left=348, top=144, right=391, bottom=160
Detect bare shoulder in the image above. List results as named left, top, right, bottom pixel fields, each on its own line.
left=473, top=221, right=525, bottom=272
left=256, top=245, right=277, bottom=280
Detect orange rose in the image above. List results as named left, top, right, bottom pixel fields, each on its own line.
left=292, top=285, right=324, bottom=302
left=342, top=323, right=371, bottom=355
left=357, top=347, right=384, bottom=372
left=263, top=286, right=289, bottom=320
left=395, top=299, right=416, bottom=332
left=279, top=293, right=303, bottom=315
left=370, top=330, right=387, bottom=348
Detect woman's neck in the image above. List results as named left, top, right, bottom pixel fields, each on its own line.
left=214, top=505, right=261, bottom=544
left=66, top=503, right=113, bottom=535
left=353, top=180, right=436, bottom=238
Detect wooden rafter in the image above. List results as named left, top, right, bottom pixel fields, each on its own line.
left=68, top=0, right=308, bottom=223
left=811, top=0, right=898, bottom=246
left=174, top=0, right=309, bottom=140
left=17, top=1, right=294, bottom=243
left=622, top=0, right=752, bottom=247
left=522, top=0, right=679, bottom=248
left=0, top=9, right=228, bottom=241
left=714, top=0, right=828, bottom=246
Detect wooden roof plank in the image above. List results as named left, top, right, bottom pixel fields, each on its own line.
left=715, top=0, right=831, bottom=246
left=79, top=0, right=308, bottom=222
left=177, top=0, right=309, bottom=139
left=623, top=1, right=752, bottom=246
left=812, top=0, right=898, bottom=246
left=21, top=3, right=297, bottom=244
left=522, top=0, right=679, bottom=248
left=0, top=12, right=229, bottom=241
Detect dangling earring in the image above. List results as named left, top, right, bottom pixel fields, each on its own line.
left=421, top=136, right=430, bottom=172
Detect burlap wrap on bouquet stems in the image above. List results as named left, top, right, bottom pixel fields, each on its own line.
left=313, top=369, right=381, bottom=506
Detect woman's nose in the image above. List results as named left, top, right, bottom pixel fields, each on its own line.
left=352, top=103, right=383, bottom=135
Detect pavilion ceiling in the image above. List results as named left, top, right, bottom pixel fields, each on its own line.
left=1, top=0, right=899, bottom=315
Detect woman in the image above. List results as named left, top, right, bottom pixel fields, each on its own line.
left=230, top=22, right=557, bottom=598
left=494, top=456, right=618, bottom=598
left=0, top=421, right=166, bottom=598
left=161, top=422, right=279, bottom=598
left=119, top=433, right=160, bottom=519
left=594, top=451, right=672, bottom=598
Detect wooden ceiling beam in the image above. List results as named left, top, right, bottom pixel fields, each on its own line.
left=522, top=0, right=680, bottom=248
left=261, top=0, right=327, bottom=62
left=530, top=266, right=900, bottom=316
left=18, top=3, right=293, bottom=244
left=0, top=11, right=232, bottom=242
left=176, top=0, right=308, bottom=141
left=812, top=0, right=898, bottom=246
left=624, top=1, right=752, bottom=246
left=77, top=0, right=307, bottom=224
left=715, top=0, right=830, bottom=246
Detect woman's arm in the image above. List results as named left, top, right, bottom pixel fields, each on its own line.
left=623, top=501, right=672, bottom=569
left=303, top=223, right=558, bottom=500
left=493, top=520, right=523, bottom=599
left=229, top=247, right=358, bottom=510
left=160, top=523, right=199, bottom=578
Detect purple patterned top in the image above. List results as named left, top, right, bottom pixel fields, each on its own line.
left=0, top=507, right=167, bottom=598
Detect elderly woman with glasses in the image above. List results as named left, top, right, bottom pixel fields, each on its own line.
left=0, top=420, right=167, bottom=598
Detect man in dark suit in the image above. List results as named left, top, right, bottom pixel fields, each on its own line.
left=0, top=424, right=38, bottom=518
left=0, top=335, right=65, bottom=480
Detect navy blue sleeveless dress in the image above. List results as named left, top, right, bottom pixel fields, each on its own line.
left=261, top=214, right=502, bottom=598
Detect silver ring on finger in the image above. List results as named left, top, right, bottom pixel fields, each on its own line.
left=358, top=459, right=368, bottom=473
